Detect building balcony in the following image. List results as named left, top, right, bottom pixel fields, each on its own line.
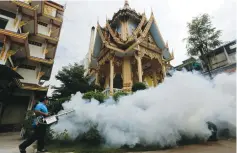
left=39, top=1, right=64, bottom=26
left=21, top=83, right=49, bottom=91
left=36, top=33, right=58, bottom=44
left=29, top=56, right=54, bottom=65
left=10, top=0, right=38, bottom=11
left=15, top=67, right=49, bottom=91
left=0, top=30, right=28, bottom=64
left=37, top=22, right=60, bottom=42
left=0, top=29, right=28, bottom=41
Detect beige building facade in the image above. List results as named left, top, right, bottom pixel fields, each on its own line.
left=0, top=0, right=64, bottom=132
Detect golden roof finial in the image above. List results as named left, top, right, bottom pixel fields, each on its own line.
left=124, top=0, right=130, bottom=9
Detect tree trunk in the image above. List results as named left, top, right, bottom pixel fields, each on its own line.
left=200, top=50, right=212, bottom=79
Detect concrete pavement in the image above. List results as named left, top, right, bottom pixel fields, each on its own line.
left=0, top=132, right=34, bottom=153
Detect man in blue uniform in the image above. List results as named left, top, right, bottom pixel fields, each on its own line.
left=19, top=97, right=49, bottom=153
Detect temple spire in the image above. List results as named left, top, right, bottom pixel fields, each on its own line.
left=124, top=0, right=130, bottom=9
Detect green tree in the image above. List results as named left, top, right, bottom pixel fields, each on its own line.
left=184, top=14, right=222, bottom=78
left=52, top=63, right=91, bottom=98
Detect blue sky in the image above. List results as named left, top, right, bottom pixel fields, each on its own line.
left=47, top=0, right=236, bottom=95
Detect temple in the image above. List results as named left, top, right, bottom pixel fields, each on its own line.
left=85, top=0, right=174, bottom=95
left=0, top=0, right=64, bottom=131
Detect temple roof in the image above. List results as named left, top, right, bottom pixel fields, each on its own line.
left=109, top=0, right=142, bottom=26
left=89, top=1, right=173, bottom=68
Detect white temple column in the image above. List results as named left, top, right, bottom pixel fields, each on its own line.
left=135, top=49, right=144, bottom=83
left=137, top=56, right=143, bottom=82
left=109, top=59, right=114, bottom=95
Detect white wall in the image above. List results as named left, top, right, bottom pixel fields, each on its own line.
left=38, top=24, right=50, bottom=36
left=17, top=68, right=39, bottom=84
left=29, top=44, right=45, bottom=59
left=0, top=14, right=18, bottom=32
left=228, top=53, right=236, bottom=64
left=210, top=52, right=228, bottom=69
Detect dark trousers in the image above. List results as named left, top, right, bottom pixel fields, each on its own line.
left=19, top=124, right=46, bottom=150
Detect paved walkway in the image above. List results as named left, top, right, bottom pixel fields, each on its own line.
left=0, top=132, right=34, bottom=153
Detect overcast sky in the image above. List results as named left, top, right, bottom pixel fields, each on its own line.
left=47, top=0, right=236, bottom=95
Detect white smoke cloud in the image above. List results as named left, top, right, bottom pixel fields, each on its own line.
left=52, top=71, right=236, bottom=147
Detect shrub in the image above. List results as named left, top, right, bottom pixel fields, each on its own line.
left=81, top=125, right=103, bottom=145
left=113, top=91, right=128, bottom=101
left=21, top=110, right=35, bottom=139
left=56, top=129, right=71, bottom=140
left=82, top=91, right=105, bottom=103
left=132, top=82, right=147, bottom=92
left=90, top=84, right=104, bottom=92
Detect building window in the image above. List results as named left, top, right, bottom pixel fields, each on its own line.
left=18, top=64, right=36, bottom=70
left=0, top=9, right=16, bottom=18
left=0, top=17, right=8, bottom=29
left=29, top=40, right=42, bottom=47
left=37, top=21, right=48, bottom=27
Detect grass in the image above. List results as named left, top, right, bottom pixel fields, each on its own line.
left=44, top=143, right=123, bottom=153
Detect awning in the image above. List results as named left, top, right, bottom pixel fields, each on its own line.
left=0, top=65, right=24, bottom=80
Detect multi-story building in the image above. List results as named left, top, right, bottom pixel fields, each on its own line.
left=0, top=0, right=64, bottom=132
left=174, top=57, right=202, bottom=72
left=201, top=40, right=236, bottom=76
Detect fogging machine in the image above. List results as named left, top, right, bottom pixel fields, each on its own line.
left=36, top=109, right=75, bottom=125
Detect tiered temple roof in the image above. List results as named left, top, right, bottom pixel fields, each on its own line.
left=89, top=0, right=173, bottom=69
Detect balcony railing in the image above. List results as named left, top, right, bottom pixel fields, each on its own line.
left=29, top=56, right=54, bottom=65
left=21, top=83, right=48, bottom=91
left=102, top=88, right=123, bottom=97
